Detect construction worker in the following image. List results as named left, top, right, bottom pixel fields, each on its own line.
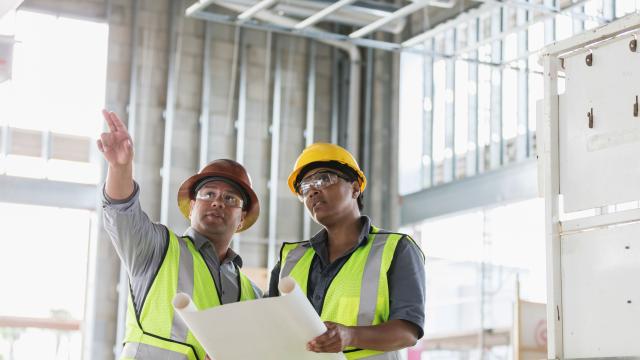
left=268, top=143, right=426, bottom=360
left=98, top=110, right=262, bottom=360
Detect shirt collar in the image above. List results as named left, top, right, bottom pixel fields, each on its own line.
left=183, top=227, right=243, bottom=267
left=307, top=215, right=372, bottom=264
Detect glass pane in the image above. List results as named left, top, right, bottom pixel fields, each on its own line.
left=432, top=59, right=446, bottom=166
left=0, top=10, right=107, bottom=183
left=409, top=198, right=546, bottom=340
left=0, top=203, right=91, bottom=319
left=454, top=60, right=469, bottom=159
left=399, top=51, right=425, bottom=195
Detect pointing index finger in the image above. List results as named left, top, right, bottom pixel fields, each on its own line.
left=102, top=109, right=117, bottom=133
left=108, top=111, right=128, bottom=132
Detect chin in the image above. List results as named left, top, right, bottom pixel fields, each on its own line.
left=311, top=212, right=330, bottom=227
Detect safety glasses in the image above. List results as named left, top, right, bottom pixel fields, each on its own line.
left=297, top=171, right=350, bottom=201
left=195, top=188, right=244, bottom=208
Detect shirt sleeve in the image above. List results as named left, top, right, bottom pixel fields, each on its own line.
left=267, top=261, right=281, bottom=297
left=101, top=181, right=168, bottom=278
left=387, top=236, right=426, bottom=339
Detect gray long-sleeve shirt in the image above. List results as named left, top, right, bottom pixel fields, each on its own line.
left=102, top=182, right=262, bottom=313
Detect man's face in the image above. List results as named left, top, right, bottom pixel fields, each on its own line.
left=298, top=167, right=359, bottom=226
left=189, top=180, right=247, bottom=238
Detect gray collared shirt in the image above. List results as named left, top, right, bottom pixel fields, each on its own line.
left=269, top=216, right=426, bottom=338
left=102, top=182, right=262, bottom=314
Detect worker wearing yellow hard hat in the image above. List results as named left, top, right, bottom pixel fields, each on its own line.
left=270, top=142, right=426, bottom=360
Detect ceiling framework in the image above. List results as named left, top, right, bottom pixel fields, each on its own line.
left=185, top=0, right=611, bottom=64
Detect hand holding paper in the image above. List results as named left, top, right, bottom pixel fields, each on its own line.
left=173, top=277, right=346, bottom=360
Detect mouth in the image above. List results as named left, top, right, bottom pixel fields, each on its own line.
left=311, top=199, right=325, bottom=212
left=204, top=211, right=224, bottom=220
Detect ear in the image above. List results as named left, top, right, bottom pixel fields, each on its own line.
left=237, top=210, right=247, bottom=230
left=189, top=199, right=196, bottom=219
left=351, top=182, right=360, bottom=198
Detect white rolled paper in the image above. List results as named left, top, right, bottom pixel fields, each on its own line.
left=172, top=276, right=345, bottom=360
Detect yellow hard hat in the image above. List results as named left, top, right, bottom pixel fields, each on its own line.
left=287, top=142, right=367, bottom=195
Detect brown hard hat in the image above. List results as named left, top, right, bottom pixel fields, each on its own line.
left=177, top=159, right=259, bottom=232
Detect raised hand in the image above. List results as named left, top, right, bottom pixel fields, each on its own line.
left=97, top=110, right=133, bottom=167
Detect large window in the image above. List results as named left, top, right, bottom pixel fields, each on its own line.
left=403, top=198, right=546, bottom=359
left=399, top=0, right=638, bottom=195
left=0, top=9, right=108, bottom=360
left=0, top=10, right=107, bottom=183
left=0, top=203, right=94, bottom=359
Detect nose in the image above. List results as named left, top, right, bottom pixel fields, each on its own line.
left=306, top=188, right=320, bottom=199
left=207, top=196, right=225, bottom=208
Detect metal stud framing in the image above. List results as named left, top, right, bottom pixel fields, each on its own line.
left=232, top=29, right=247, bottom=252
left=267, top=35, right=282, bottom=271
left=302, top=40, right=316, bottom=241
left=199, top=22, right=212, bottom=169
left=160, top=0, right=182, bottom=225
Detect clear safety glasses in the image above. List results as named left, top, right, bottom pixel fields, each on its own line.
left=297, top=171, right=350, bottom=201
left=195, top=189, right=244, bottom=208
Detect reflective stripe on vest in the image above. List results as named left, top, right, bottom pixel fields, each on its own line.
left=121, top=230, right=259, bottom=360
left=279, top=226, right=407, bottom=359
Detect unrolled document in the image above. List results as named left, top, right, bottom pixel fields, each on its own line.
left=173, top=277, right=346, bottom=360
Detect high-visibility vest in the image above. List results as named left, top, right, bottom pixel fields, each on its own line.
left=121, top=230, right=259, bottom=360
left=280, top=226, right=423, bottom=360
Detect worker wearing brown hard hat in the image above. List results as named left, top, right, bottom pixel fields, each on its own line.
left=269, top=143, right=426, bottom=360
left=97, top=110, right=261, bottom=360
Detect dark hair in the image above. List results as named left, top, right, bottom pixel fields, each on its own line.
left=296, top=160, right=364, bottom=211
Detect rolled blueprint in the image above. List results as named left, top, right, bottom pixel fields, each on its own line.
left=173, top=276, right=345, bottom=360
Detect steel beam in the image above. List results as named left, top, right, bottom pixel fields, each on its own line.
left=400, top=159, right=537, bottom=225
left=294, top=0, right=357, bottom=30
left=0, top=175, right=97, bottom=210
left=349, top=0, right=455, bottom=39
left=237, top=0, right=277, bottom=21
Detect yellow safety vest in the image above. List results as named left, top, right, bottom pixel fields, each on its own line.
left=121, top=230, right=258, bottom=360
left=280, top=226, right=422, bottom=360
